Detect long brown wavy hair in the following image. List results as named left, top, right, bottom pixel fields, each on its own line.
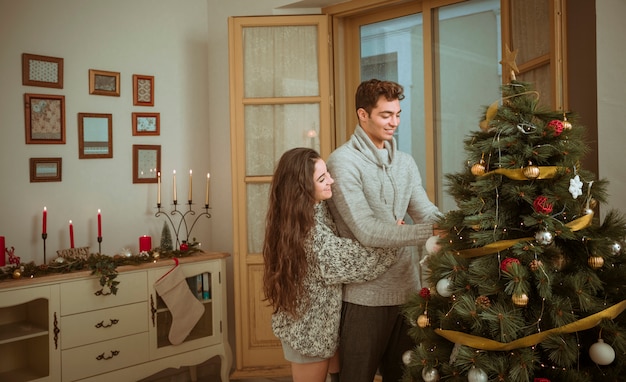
left=262, top=147, right=320, bottom=317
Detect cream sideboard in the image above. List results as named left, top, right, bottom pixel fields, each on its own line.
left=0, top=252, right=232, bottom=382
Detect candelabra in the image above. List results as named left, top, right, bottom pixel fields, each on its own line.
left=42, top=233, right=47, bottom=264
left=155, top=201, right=211, bottom=248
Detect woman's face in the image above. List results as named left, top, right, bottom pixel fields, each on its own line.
left=313, top=158, right=334, bottom=202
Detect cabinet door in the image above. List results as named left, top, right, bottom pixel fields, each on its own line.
left=147, top=260, right=223, bottom=359
left=0, top=284, right=60, bottom=382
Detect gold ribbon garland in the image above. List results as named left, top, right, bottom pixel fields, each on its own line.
left=435, top=300, right=626, bottom=351
left=457, top=213, right=594, bottom=259
left=481, top=166, right=559, bottom=180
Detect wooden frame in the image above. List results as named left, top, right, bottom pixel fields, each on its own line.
left=78, top=113, right=113, bottom=159
left=132, top=112, right=160, bottom=136
left=89, top=69, right=120, bottom=96
left=24, top=93, right=66, bottom=144
left=22, top=53, right=64, bottom=88
left=133, top=144, right=161, bottom=184
left=30, top=157, right=62, bottom=182
left=133, top=74, right=154, bottom=106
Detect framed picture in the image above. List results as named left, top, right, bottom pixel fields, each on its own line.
left=30, top=158, right=62, bottom=182
left=132, top=112, right=160, bottom=136
left=24, top=93, right=66, bottom=144
left=133, top=74, right=154, bottom=106
left=22, top=53, right=64, bottom=89
left=89, top=69, right=120, bottom=96
left=78, top=113, right=113, bottom=159
left=133, top=144, right=161, bottom=184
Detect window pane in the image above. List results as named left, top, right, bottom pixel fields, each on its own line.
left=243, top=26, right=319, bottom=98
left=436, top=0, right=502, bottom=212
left=244, top=103, right=320, bottom=176
left=247, top=183, right=269, bottom=254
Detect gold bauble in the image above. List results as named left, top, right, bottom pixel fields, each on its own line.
left=471, top=161, right=486, bottom=176
left=522, top=162, right=540, bottom=179
left=588, top=256, right=604, bottom=270
left=417, top=314, right=430, bottom=328
left=12, top=269, right=21, bottom=279
left=562, top=117, right=572, bottom=130
left=512, top=293, right=529, bottom=307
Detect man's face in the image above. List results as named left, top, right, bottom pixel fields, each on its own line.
left=358, top=96, right=401, bottom=148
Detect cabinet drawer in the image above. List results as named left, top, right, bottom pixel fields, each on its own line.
left=60, top=272, right=147, bottom=315
left=61, top=332, right=149, bottom=382
left=61, top=302, right=148, bottom=349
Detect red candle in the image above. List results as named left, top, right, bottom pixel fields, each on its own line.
left=139, top=235, right=152, bottom=252
left=97, top=209, right=102, bottom=237
left=42, top=207, right=47, bottom=235
left=69, top=220, right=74, bottom=248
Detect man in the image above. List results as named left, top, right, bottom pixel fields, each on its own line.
left=326, top=79, right=441, bottom=382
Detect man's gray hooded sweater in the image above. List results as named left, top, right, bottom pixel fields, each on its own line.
left=326, top=125, right=441, bottom=306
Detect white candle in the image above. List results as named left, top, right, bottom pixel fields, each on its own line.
left=205, top=173, right=210, bottom=207
left=157, top=171, right=161, bottom=205
left=173, top=170, right=177, bottom=203
left=188, top=169, right=193, bottom=202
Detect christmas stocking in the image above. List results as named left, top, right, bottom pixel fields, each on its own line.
left=154, top=264, right=205, bottom=345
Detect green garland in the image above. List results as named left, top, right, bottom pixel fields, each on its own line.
left=0, top=247, right=203, bottom=288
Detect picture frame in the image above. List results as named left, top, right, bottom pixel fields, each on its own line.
left=30, top=157, right=62, bottom=182
left=89, top=69, right=120, bottom=96
left=78, top=113, right=113, bottom=159
left=22, top=53, right=64, bottom=89
left=24, top=93, right=66, bottom=144
left=133, top=144, right=161, bottom=184
left=132, top=112, right=160, bottom=136
left=133, top=74, right=154, bottom=106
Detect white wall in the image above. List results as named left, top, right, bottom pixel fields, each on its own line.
left=0, top=0, right=211, bottom=262
left=596, top=0, right=626, bottom=217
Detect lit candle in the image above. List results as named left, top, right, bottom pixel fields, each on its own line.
left=157, top=171, right=161, bottom=205
left=188, top=169, right=193, bottom=203
left=97, top=209, right=102, bottom=237
left=69, top=220, right=74, bottom=248
left=139, top=235, right=152, bottom=252
left=173, top=170, right=177, bottom=203
left=42, top=207, right=47, bottom=235
left=205, top=173, right=210, bottom=207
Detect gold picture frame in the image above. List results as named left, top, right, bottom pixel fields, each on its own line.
left=24, top=93, right=66, bottom=144
left=30, top=157, right=62, bottom=182
left=78, top=113, right=113, bottom=159
left=22, top=53, right=64, bottom=89
left=89, top=69, right=120, bottom=96
left=133, top=144, right=161, bottom=184
left=133, top=74, right=154, bottom=106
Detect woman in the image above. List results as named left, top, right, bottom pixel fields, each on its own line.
left=263, top=147, right=397, bottom=382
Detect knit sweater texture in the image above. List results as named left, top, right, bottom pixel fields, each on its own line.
left=271, top=201, right=397, bottom=358
left=326, top=125, right=441, bottom=306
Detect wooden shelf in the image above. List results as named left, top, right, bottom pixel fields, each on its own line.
left=0, top=321, right=47, bottom=345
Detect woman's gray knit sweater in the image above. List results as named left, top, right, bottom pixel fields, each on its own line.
left=271, top=201, right=397, bottom=358
left=326, top=125, right=441, bottom=307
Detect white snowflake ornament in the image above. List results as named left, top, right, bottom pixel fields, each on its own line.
left=569, top=175, right=583, bottom=199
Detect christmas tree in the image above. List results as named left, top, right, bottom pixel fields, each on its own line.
left=402, top=53, right=626, bottom=382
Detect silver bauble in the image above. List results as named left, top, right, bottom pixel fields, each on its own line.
left=610, top=242, right=622, bottom=256
left=421, top=366, right=440, bottom=382
left=401, top=350, right=412, bottom=365
left=589, top=339, right=615, bottom=365
left=436, top=277, right=453, bottom=297
left=468, top=367, right=488, bottom=382
left=535, top=230, right=554, bottom=245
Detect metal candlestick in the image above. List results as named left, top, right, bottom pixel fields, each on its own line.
left=155, top=201, right=211, bottom=247
left=42, top=233, right=47, bottom=264
left=97, top=236, right=102, bottom=254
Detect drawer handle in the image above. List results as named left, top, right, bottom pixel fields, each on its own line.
left=96, top=350, right=120, bottom=361
left=94, top=288, right=113, bottom=296
left=54, top=312, right=60, bottom=350
left=95, top=319, right=119, bottom=328
left=150, top=294, right=157, bottom=327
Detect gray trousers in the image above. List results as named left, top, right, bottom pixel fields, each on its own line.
left=338, top=302, right=413, bottom=382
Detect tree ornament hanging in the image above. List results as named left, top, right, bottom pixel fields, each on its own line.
left=436, top=277, right=453, bottom=297
left=533, top=196, right=553, bottom=214
left=471, top=155, right=487, bottom=176
left=421, top=366, right=440, bottom=382
left=417, top=314, right=430, bottom=328
left=401, top=350, right=412, bottom=365
left=468, top=367, right=488, bottom=382
left=588, top=256, right=604, bottom=270
left=535, top=230, right=554, bottom=245
left=500, top=257, right=521, bottom=271
left=589, top=338, right=615, bottom=365
left=522, top=161, right=540, bottom=179
left=562, top=114, right=572, bottom=130
left=546, top=119, right=565, bottom=136
left=512, top=293, right=529, bottom=307
left=475, top=295, right=491, bottom=309
left=529, top=259, right=543, bottom=271
left=610, top=242, right=622, bottom=256
left=425, top=235, right=441, bottom=255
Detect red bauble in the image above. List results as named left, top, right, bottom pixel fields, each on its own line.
left=419, top=287, right=431, bottom=300
left=547, top=120, right=564, bottom=136
left=500, top=257, right=521, bottom=271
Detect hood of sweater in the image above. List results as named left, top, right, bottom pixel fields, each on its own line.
left=351, top=125, right=397, bottom=168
